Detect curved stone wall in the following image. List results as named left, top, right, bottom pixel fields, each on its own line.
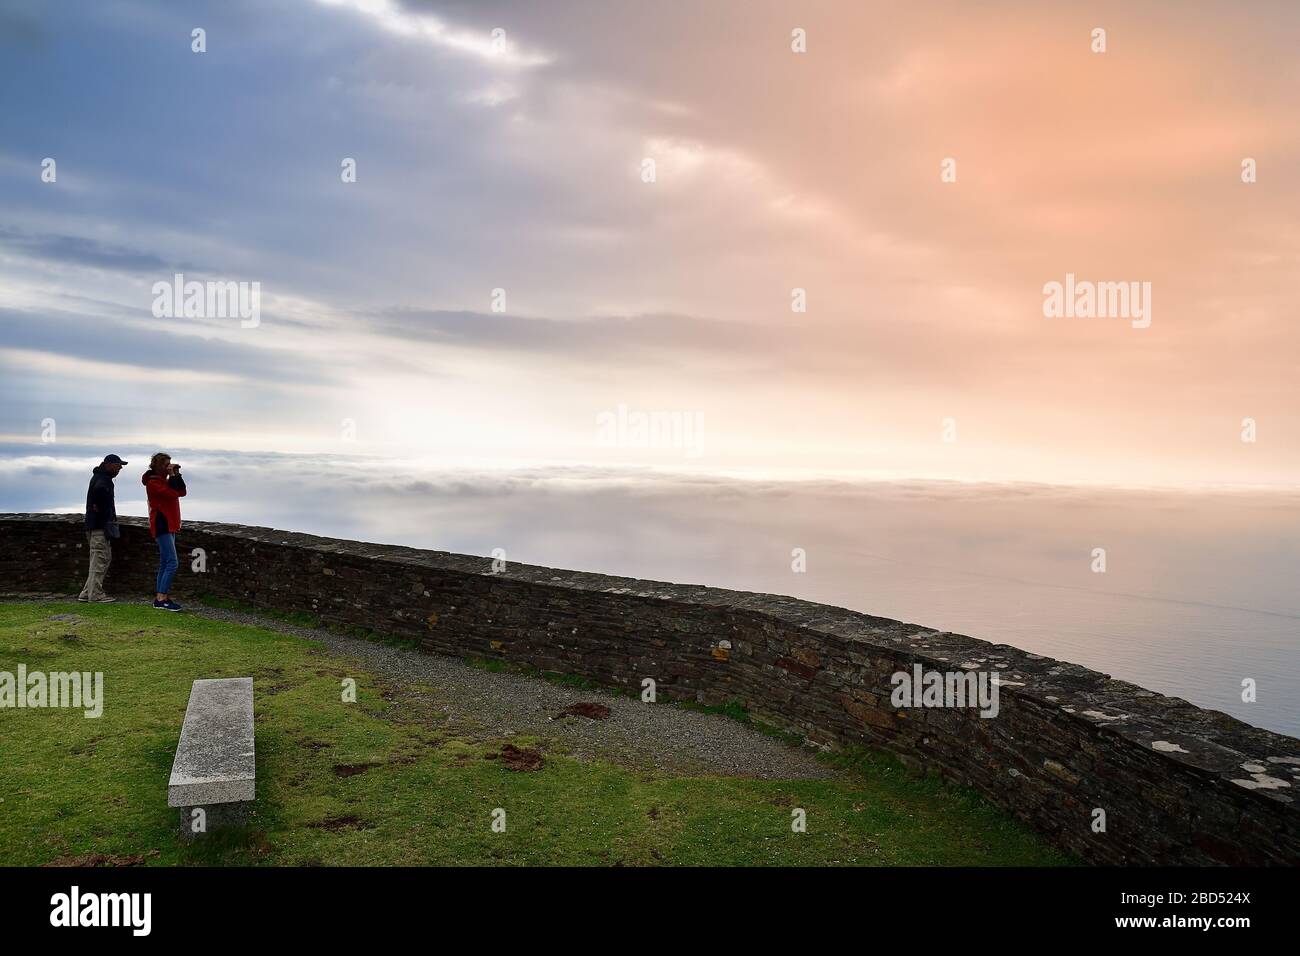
left=2, top=512, right=1297, bottom=865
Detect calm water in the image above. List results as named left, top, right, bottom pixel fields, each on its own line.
left=5, top=445, right=1298, bottom=737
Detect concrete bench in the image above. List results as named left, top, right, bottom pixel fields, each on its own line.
left=167, top=678, right=255, bottom=836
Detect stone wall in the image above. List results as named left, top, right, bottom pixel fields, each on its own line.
left=2, top=512, right=1297, bottom=865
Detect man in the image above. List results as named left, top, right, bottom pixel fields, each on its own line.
left=80, top=453, right=127, bottom=603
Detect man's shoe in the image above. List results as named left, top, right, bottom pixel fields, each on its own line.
left=93, top=595, right=116, bottom=604
left=153, top=600, right=169, bottom=610
left=77, top=595, right=89, bottom=602
left=163, top=600, right=183, bottom=612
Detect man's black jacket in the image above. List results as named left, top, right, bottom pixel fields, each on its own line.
left=85, top=466, right=118, bottom=531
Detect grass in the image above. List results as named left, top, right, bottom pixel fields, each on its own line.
left=678, top=698, right=806, bottom=746
left=195, top=594, right=422, bottom=650
left=0, top=602, right=1071, bottom=866
left=464, top=654, right=605, bottom=691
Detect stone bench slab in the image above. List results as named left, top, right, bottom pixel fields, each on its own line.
left=167, top=677, right=255, bottom=807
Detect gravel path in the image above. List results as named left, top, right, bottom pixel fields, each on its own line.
left=4, top=596, right=838, bottom=781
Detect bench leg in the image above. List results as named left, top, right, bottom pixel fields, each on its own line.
left=177, top=802, right=252, bottom=840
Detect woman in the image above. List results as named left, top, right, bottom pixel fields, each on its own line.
left=142, top=452, right=187, bottom=611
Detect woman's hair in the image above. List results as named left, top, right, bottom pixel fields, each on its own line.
left=149, top=452, right=171, bottom=473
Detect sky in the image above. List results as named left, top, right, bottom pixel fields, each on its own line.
left=1, top=0, right=1299, bottom=487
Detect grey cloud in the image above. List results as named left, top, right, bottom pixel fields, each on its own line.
left=0, top=306, right=336, bottom=386
left=364, top=306, right=1052, bottom=390
left=370, top=308, right=765, bottom=356
left=0, top=228, right=185, bottom=275
left=0, top=0, right=44, bottom=49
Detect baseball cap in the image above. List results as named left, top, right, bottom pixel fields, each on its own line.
left=102, top=454, right=129, bottom=465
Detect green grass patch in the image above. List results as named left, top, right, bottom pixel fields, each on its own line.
left=195, top=594, right=419, bottom=650
left=539, top=670, right=603, bottom=691
left=194, top=594, right=323, bottom=630
left=463, top=655, right=513, bottom=674
left=0, top=603, right=1071, bottom=866
left=464, top=656, right=620, bottom=694
left=677, top=698, right=804, bottom=746
left=678, top=698, right=754, bottom=725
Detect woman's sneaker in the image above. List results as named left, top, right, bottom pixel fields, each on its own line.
left=162, top=600, right=183, bottom=612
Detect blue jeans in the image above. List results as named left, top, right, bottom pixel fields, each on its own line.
left=156, top=533, right=178, bottom=595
